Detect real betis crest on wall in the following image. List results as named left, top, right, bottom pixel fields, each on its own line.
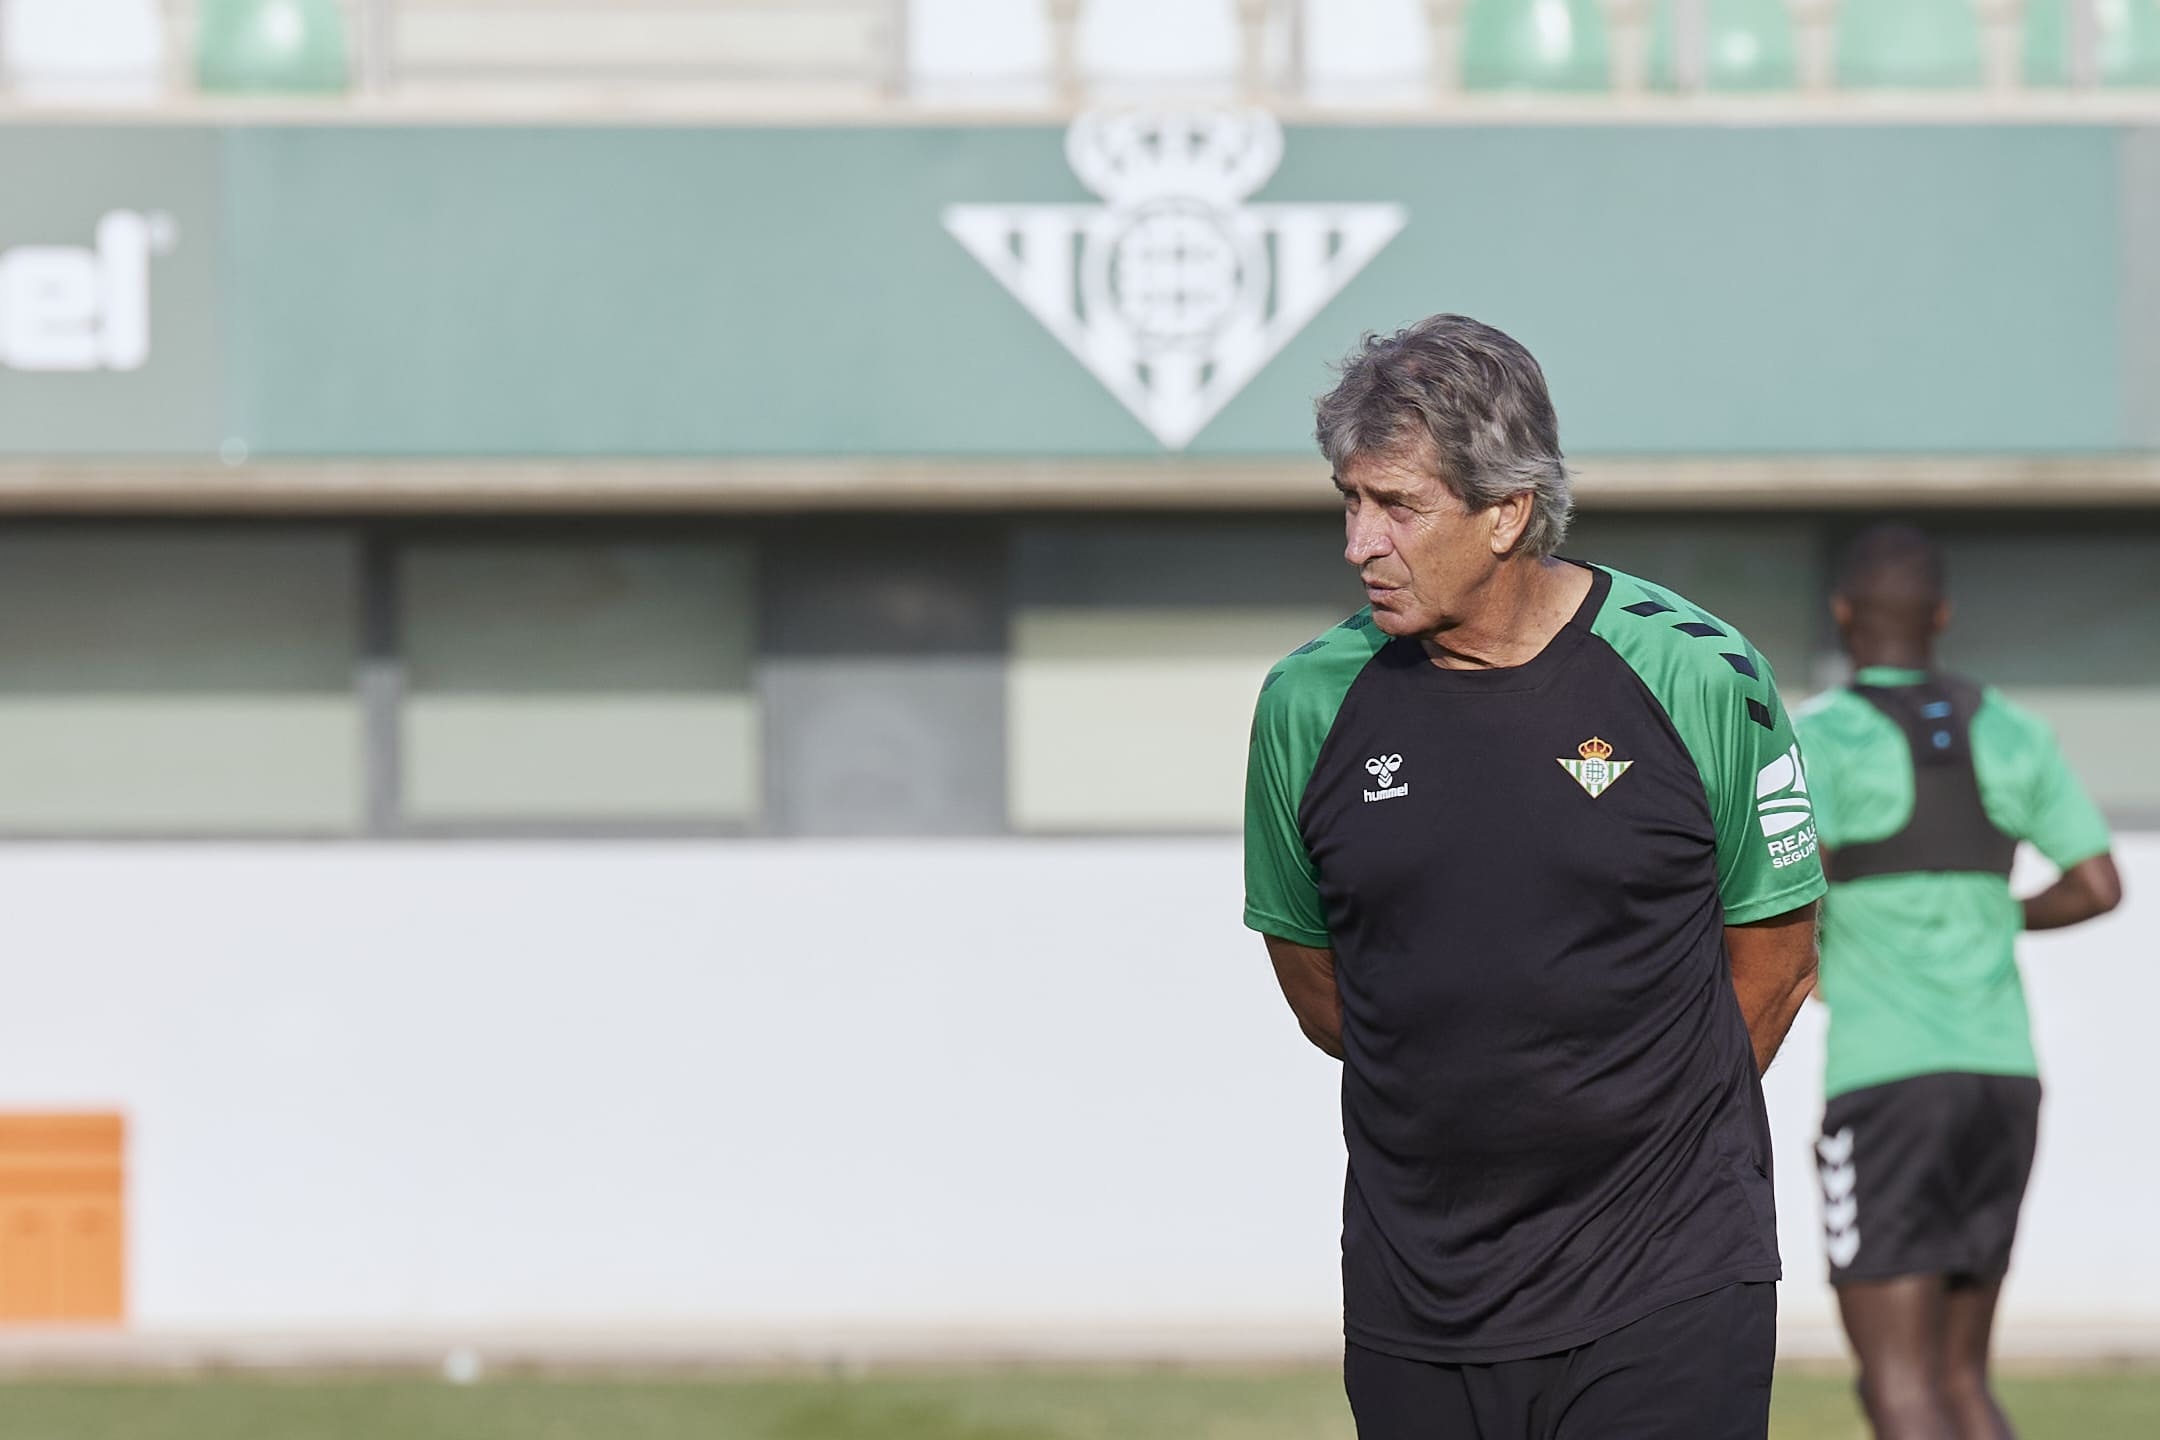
left=943, top=110, right=1406, bottom=451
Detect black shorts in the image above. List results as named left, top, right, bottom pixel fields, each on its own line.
left=1343, top=1282, right=1775, bottom=1440
left=1816, top=1071, right=2042, bottom=1286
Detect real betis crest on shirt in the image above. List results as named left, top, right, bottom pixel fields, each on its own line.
left=1559, top=736, right=1632, bottom=798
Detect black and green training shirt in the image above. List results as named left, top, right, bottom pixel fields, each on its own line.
left=1243, top=563, right=1828, bottom=1364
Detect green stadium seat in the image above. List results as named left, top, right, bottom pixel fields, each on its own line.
left=1647, top=0, right=1800, bottom=90
left=197, top=0, right=349, bottom=94
left=2024, top=0, right=2160, bottom=85
left=1836, top=0, right=1985, bottom=88
left=1462, top=0, right=1613, bottom=91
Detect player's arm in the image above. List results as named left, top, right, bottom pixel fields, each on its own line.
left=2022, top=852, right=2123, bottom=931
left=1246, top=649, right=1347, bottom=1061
left=2004, top=700, right=2123, bottom=933
left=1725, top=902, right=1819, bottom=1074
left=1695, top=655, right=1826, bottom=1071
left=1262, top=935, right=1342, bottom=1060
left=1800, top=845, right=1835, bottom=1003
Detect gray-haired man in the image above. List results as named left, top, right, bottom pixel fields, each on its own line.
left=1244, top=315, right=1824, bottom=1437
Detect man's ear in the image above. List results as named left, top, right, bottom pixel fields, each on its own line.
left=1932, top=600, right=1953, bottom=637
left=1830, top=594, right=1854, bottom=631
left=1487, top=491, right=1533, bottom=555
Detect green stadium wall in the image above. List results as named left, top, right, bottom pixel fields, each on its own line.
left=0, top=122, right=2144, bottom=458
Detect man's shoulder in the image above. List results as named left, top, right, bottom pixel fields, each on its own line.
left=1582, top=564, right=1775, bottom=698
left=1793, top=686, right=1875, bottom=738
left=1969, top=682, right=2061, bottom=759
left=1255, top=608, right=1390, bottom=718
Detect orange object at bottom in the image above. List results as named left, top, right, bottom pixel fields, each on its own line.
left=0, top=1113, right=125, bottom=1323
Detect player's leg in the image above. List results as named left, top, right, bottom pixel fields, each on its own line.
left=1937, top=1075, right=2041, bottom=1440
left=1940, top=1278, right=2014, bottom=1440
left=1821, top=1075, right=1971, bottom=1439
left=1837, top=1273, right=1954, bottom=1440
left=1549, top=1283, right=1776, bottom=1440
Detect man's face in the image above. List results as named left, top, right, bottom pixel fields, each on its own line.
left=1336, top=445, right=1500, bottom=639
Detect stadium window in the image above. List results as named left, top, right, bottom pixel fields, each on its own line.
left=0, top=528, right=363, bottom=836
left=1007, top=520, right=1360, bottom=832
left=398, top=538, right=759, bottom=828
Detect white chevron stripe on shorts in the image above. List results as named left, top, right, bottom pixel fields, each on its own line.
left=1817, top=1125, right=1861, bottom=1269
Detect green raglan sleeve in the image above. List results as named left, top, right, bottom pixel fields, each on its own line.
left=1242, top=612, right=1384, bottom=947
left=1591, top=572, right=1827, bottom=926
left=1243, top=670, right=1330, bottom=946
left=1994, top=695, right=2112, bottom=869
left=1709, top=665, right=1830, bottom=925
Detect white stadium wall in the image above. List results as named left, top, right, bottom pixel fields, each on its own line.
left=0, top=837, right=2153, bottom=1358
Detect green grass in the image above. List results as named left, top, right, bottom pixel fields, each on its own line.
left=0, top=1368, right=2150, bottom=1439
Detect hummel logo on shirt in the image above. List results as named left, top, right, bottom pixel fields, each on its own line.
left=1363, top=753, right=1407, bottom=802
left=1756, top=743, right=1819, bottom=869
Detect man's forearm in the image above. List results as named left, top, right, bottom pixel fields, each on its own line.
left=1725, top=905, right=1820, bottom=1074
left=1735, top=966, right=1815, bottom=1074
left=2024, top=879, right=2095, bottom=931
left=2023, top=853, right=2124, bottom=931
left=1264, top=936, right=1344, bottom=1060
left=1295, top=1014, right=1344, bottom=1060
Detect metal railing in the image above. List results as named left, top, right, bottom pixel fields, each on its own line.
left=0, top=0, right=2139, bottom=110
left=0, top=0, right=910, bottom=103
left=366, top=0, right=907, bottom=98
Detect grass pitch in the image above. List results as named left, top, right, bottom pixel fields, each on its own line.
left=0, top=1368, right=2152, bottom=1438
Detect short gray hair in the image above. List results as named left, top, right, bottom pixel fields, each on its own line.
left=1315, top=315, right=1574, bottom=558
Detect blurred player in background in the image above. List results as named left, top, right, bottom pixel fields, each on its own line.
left=1245, top=315, right=1824, bottom=1439
left=1797, top=524, right=2123, bottom=1440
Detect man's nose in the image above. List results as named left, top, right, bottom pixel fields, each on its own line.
left=1345, top=508, right=1392, bottom=566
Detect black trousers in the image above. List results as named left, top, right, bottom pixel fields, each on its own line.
left=1344, top=1282, right=1777, bottom=1440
